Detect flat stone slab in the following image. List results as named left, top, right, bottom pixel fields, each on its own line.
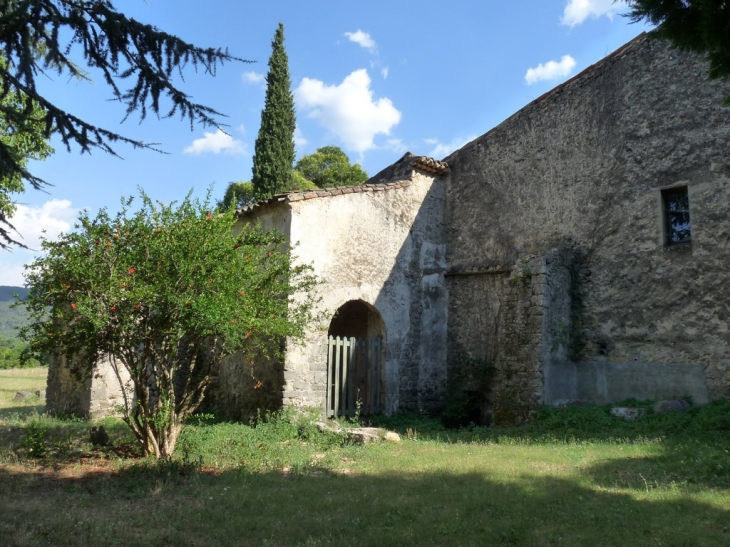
left=610, top=407, right=644, bottom=420
left=315, top=422, right=401, bottom=444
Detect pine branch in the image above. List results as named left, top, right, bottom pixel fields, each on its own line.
left=0, top=0, right=253, bottom=248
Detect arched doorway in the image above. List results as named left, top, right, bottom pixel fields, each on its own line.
left=326, top=300, right=385, bottom=417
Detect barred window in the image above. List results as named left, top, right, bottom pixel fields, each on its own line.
left=662, top=186, right=691, bottom=246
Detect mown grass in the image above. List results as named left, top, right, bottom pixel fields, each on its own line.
left=1, top=369, right=729, bottom=546
left=0, top=366, right=47, bottom=417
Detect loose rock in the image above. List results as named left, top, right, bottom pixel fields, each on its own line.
left=653, top=399, right=690, bottom=414
left=13, top=391, right=33, bottom=402
left=610, top=407, right=643, bottom=420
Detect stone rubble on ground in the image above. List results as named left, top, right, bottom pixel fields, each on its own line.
left=610, top=407, right=644, bottom=420
left=314, top=421, right=401, bottom=444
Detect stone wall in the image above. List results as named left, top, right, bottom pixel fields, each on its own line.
left=232, top=159, right=449, bottom=416
left=46, top=354, right=132, bottom=419
left=445, top=34, right=730, bottom=418
left=46, top=158, right=449, bottom=420
left=205, top=349, right=285, bottom=422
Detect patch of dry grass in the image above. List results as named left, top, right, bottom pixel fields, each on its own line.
left=0, top=366, right=47, bottom=415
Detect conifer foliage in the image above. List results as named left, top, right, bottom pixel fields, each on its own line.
left=0, top=0, right=250, bottom=246
left=252, top=23, right=296, bottom=199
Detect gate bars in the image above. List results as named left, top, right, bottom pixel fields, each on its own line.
left=326, top=336, right=382, bottom=417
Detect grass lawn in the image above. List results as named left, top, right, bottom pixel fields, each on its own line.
left=0, top=366, right=46, bottom=417
left=1, top=368, right=728, bottom=546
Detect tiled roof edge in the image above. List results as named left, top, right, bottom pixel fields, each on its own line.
left=237, top=179, right=415, bottom=215
left=237, top=155, right=448, bottom=216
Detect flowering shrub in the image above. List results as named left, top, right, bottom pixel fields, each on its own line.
left=21, top=190, right=320, bottom=458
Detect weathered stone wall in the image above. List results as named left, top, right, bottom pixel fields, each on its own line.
left=204, top=204, right=292, bottom=420
left=46, top=354, right=132, bottom=419
left=235, top=167, right=449, bottom=416
left=46, top=165, right=449, bottom=420
left=205, top=349, right=285, bottom=422
left=288, top=171, right=448, bottom=414
left=446, top=34, right=730, bottom=415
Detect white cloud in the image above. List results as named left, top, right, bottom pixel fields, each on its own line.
left=1, top=262, right=28, bottom=288
left=561, top=0, right=626, bottom=27
left=385, top=138, right=408, bottom=154
left=295, top=69, right=401, bottom=153
left=183, top=129, right=247, bottom=156
left=10, top=199, right=78, bottom=249
left=294, top=126, right=308, bottom=151
left=525, top=55, right=576, bottom=85
left=381, top=67, right=389, bottom=79
left=1, top=199, right=80, bottom=286
left=425, top=135, right=478, bottom=159
left=345, top=30, right=376, bottom=51
left=242, top=71, right=265, bottom=85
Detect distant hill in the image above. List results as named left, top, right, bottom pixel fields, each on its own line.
left=0, top=286, right=27, bottom=301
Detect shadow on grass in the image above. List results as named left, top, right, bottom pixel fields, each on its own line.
left=371, top=400, right=730, bottom=445
left=0, top=460, right=728, bottom=547
left=0, top=404, right=45, bottom=419
left=582, top=438, right=730, bottom=491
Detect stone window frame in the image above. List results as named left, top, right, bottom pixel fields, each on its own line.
left=659, top=184, right=691, bottom=247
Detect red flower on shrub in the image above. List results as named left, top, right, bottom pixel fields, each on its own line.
left=71, top=303, right=77, bottom=310
left=128, top=268, right=135, bottom=274
left=110, top=306, right=117, bottom=312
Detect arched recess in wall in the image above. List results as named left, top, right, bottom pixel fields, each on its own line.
left=326, top=300, right=386, bottom=417
left=328, top=300, right=386, bottom=340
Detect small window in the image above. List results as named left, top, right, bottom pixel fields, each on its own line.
left=662, top=186, right=691, bottom=245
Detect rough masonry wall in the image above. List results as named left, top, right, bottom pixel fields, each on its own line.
left=281, top=172, right=448, bottom=414
left=46, top=354, right=132, bottom=419
left=446, top=35, right=730, bottom=411
left=207, top=205, right=292, bottom=420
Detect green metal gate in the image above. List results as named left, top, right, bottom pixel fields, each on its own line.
left=326, top=336, right=382, bottom=417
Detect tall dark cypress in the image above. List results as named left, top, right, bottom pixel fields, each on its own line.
left=252, top=23, right=296, bottom=198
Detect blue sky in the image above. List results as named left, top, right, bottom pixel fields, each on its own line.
left=2, top=0, right=653, bottom=285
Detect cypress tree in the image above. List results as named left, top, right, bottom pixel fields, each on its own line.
left=252, top=23, right=296, bottom=198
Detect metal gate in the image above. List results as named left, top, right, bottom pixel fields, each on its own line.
left=326, top=336, right=382, bottom=417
